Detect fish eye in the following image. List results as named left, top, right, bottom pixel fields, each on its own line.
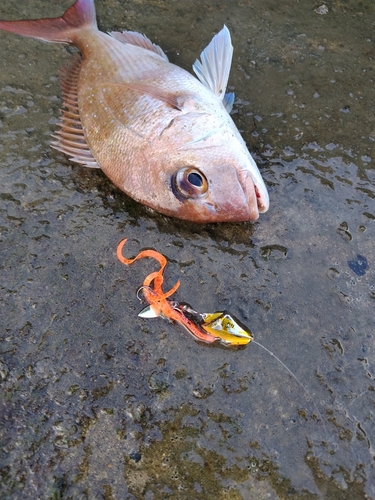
left=172, top=167, right=208, bottom=199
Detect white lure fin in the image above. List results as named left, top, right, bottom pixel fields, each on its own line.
left=109, top=30, right=169, bottom=61
left=138, top=305, right=160, bottom=318
left=51, top=55, right=100, bottom=168
left=192, top=25, right=233, bottom=101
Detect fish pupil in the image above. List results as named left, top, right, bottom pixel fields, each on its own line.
left=187, top=172, right=203, bottom=187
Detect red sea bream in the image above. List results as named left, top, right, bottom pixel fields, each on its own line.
left=0, top=0, right=269, bottom=222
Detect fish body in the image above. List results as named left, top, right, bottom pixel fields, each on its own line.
left=0, top=0, right=269, bottom=222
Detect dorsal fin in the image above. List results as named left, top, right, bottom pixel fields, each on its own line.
left=51, top=55, right=100, bottom=168
left=109, top=30, right=168, bottom=61
left=192, top=26, right=233, bottom=101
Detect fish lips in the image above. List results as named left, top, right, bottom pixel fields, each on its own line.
left=241, top=169, right=270, bottom=219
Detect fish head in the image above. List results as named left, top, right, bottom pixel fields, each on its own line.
left=144, top=114, right=269, bottom=223
left=168, top=163, right=263, bottom=223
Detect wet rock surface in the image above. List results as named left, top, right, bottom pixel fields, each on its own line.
left=1, top=0, right=375, bottom=498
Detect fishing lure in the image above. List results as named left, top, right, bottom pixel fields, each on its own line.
left=116, top=238, right=252, bottom=346
left=117, top=239, right=218, bottom=344
left=174, top=304, right=253, bottom=346
left=116, top=238, right=326, bottom=433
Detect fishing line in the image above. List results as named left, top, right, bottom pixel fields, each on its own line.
left=252, top=340, right=328, bottom=440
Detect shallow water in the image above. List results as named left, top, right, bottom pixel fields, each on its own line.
left=1, top=0, right=375, bottom=499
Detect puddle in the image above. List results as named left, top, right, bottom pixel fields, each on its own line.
left=0, top=0, right=375, bottom=499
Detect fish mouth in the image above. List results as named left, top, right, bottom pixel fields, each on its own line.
left=237, top=169, right=269, bottom=221
left=254, top=180, right=269, bottom=213
left=200, top=171, right=266, bottom=222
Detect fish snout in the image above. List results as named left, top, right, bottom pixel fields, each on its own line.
left=196, top=166, right=260, bottom=222
left=237, top=166, right=269, bottom=220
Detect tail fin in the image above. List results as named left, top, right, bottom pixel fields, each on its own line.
left=0, top=0, right=97, bottom=43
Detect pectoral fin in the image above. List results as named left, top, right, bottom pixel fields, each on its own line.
left=223, top=92, right=235, bottom=113
left=192, top=26, right=233, bottom=104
